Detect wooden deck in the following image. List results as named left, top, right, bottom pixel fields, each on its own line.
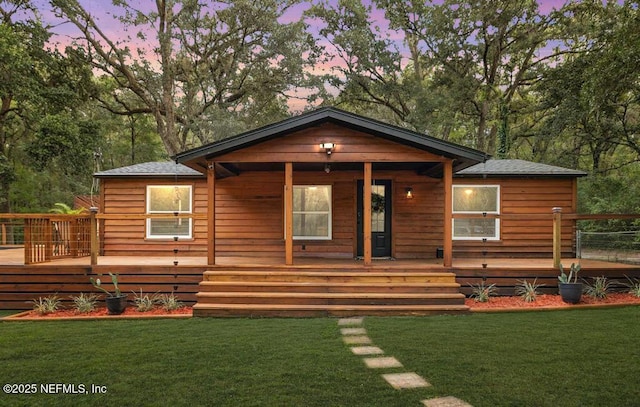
left=2, top=246, right=639, bottom=270
left=2, top=246, right=640, bottom=314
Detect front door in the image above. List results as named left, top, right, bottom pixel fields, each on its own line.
left=357, top=180, right=392, bottom=258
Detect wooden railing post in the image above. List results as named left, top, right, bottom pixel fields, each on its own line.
left=24, top=218, right=32, bottom=264
left=44, top=218, right=52, bottom=261
left=90, top=207, right=99, bottom=266
left=552, top=207, right=562, bottom=269
left=70, top=217, right=79, bottom=257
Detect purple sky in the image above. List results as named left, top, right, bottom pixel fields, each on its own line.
left=32, top=0, right=569, bottom=110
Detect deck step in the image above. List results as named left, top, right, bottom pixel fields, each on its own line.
left=192, top=303, right=470, bottom=317
left=198, top=281, right=462, bottom=294
left=195, top=291, right=465, bottom=306
left=202, top=270, right=457, bottom=284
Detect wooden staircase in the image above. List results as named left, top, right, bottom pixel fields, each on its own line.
left=193, top=266, right=470, bottom=317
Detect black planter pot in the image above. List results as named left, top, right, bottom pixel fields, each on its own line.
left=105, top=295, right=128, bottom=315
left=559, top=283, right=583, bottom=304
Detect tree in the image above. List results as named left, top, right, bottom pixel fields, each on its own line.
left=0, top=0, right=54, bottom=213
left=532, top=0, right=640, bottom=173
left=309, top=0, right=577, bottom=154
left=50, top=0, right=324, bottom=156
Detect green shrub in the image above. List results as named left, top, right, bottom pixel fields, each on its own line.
left=157, top=293, right=184, bottom=311
left=515, top=279, right=543, bottom=302
left=624, top=276, right=640, bottom=297
left=31, top=295, right=61, bottom=315
left=71, top=293, right=98, bottom=313
left=469, top=282, right=497, bottom=302
left=132, top=290, right=158, bottom=312
left=584, top=276, right=612, bottom=299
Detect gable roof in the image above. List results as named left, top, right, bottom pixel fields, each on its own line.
left=455, top=159, right=588, bottom=178
left=174, top=107, right=488, bottom=172
left=94, top=161, right=204, bottom=178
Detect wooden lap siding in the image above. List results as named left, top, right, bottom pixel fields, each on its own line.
left=100, top=175, right=576, bottom=260
left=100, top=178, right=209, bottom=256
left=452, top=178, right=577, bottom=258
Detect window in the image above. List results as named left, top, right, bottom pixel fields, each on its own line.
left=452, top=185, right=500, bottom=240
left=292, top=185, right=331, bottom=240
left=146, top=185, right=193, bottom=239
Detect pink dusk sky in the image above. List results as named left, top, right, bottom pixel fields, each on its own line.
left=32, top=0, right=569, bottom=110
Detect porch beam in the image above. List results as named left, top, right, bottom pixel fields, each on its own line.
left=285, top=162, right=294, bottom=265
left=363, top=162, right=372, bottom=265
left=207, top=163, right=216, bottom=265
left=443, top=160, right=453, bottom=267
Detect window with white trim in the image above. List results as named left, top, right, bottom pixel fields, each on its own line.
left=452, top=185, right=500, bottom=240
left=292, top=185, right=332, bottom=240
left=146, top=185, right=193, bottom=239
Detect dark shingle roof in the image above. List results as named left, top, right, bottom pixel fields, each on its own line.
left=455, top=159, right=587, bottom=177
left=94, top=162, right=204, bottom=178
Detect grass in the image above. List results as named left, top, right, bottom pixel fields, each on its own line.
left=0, top=308, right=639, bottom=406
left=366, top=307, right=640, bottom=406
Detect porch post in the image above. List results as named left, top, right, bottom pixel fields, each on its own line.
left=363, top=162, right=372, bottom=265
left=285, top=162, right=294, bottom=265
left=443, top=160, right=453, bottom=267
left=207, top=163, right=216, bottom=265
left=552, top=207, right=562, bottom=269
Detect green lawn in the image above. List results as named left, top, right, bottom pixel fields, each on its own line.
left=1, top=307, right=639, bottom=406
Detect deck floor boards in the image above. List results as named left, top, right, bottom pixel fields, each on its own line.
left=1, top=246, right=638, bottom=270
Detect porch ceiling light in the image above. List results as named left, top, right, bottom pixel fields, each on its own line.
left=405, top=187, right=414, bottom=199
left=320, top=142, right=335, bottom=155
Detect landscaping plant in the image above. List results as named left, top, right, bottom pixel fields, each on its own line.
left=132, top=289, right=158, bottom=312
left=584, top=276, right=612, bottom=299
left=515, top=279, right=543, bottom=302
left=469, top=281, right=497, bottom=302
left=158, top=293, right=184, bottom=311
left=558, top=262, right=581, bottom=283
left=624, top=276, right=640, bottom=297
left=31, top=295, right=61, bottom=315
left=90, top=272, right=122, bottom=297
left=71, top=293, right=99, bottom=313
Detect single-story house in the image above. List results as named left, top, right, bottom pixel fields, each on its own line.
left=93, top=107, right=590, bottom=315
left=95, top=107, right=586, bottom=264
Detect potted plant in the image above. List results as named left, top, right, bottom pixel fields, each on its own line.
left=90, top=272, right=127, bottom=314
left=558, top=263, right=582, bottom=304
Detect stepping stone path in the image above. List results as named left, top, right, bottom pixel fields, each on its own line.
left=350, top=346, right=384, bottom=355
left=337, top=317, right=473, bottom=407
left=422, top=396, right=474, bottom=407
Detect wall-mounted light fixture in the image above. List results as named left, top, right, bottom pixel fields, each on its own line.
left=405, top=187, right=414, bottom=199
left=324, top=163, right=331, bottom=173
left=320, top=142, right=335, bottom=155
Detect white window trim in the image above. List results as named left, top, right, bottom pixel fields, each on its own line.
left=146, top=185, right=193, bottom=240
left=288, top=185, right=332, bottom=241
left=452, top=185, right=500, bottom=240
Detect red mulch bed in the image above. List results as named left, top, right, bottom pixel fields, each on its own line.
left=6, top=306, right=192, bottom=320
left=466, top=292, right=640, bottom=311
